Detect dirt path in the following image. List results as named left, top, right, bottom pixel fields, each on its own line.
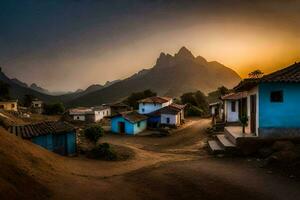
left=40, top=119, right=300, bottom=200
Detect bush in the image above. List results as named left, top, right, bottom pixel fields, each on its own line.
left=88, top=143, right=117, bottom=161
left=84, top=125, right=104, bottom=143
left=186, top=105, right=204, bottom=116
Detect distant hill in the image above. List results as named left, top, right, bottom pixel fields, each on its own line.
left=68, top=47, right=241, bottom=106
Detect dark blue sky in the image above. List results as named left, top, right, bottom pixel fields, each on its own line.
left=1, top=0, right=299, bottom=91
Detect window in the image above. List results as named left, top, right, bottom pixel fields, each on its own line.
left=0, top=105, right=4, bottom=109
left=166, top=117, right=170, bottom=124
left=231, top=101, right=236, bottom=112
left=142, top=108, right=145, bottom=112
left=270, top=91, right=283, bottom=102
left=154, top=103, right=157, bottom=106
left=11, top=104, right=15, bottom=108
left=77, top=116, right=80, bottom=120
left=137, top=121, right=141, bottom=127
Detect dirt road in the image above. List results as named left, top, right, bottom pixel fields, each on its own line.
left=43, top=119, right=300, bottom=200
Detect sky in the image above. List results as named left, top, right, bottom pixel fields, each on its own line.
left=0, top=0, right=300, bottom=92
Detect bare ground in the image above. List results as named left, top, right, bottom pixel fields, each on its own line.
left=1, top=118, right=300, bottom=200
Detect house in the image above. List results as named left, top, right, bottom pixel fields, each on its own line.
left=111, top=111, right=147, bottom=135
left=7, top=121, right=77, bottom=156
left=233, top=62, right=300, bottom=137
left=208, top=62, right=300, bottom=154
left=221, top=92, right=247, bottom=123
left=147, top=103, right=186, bottom=127
left=0, top=100, right=18, bottom=111
left=31, top=99, right=43, bottom=114
left=209, top=102, right=223, bottom=124
left=138, top=96, right=173, bottom=114
left=69, top=106, right=111, bottom=122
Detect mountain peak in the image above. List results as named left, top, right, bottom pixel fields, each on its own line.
left=175, top=46, right=195, bottom=60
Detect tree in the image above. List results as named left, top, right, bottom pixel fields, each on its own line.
left=180, top=90, right=209, bottom=116
left=84, top=125, right=104, bottom=144
left=0, top=81, right=10, bottom=100
left=43, top=103, right=65, bottom=115
left=217, top=86, right=230, bottom=96
left=248, top=69, right=264, bottom=79
left=124, top=89, right=157, bottom=109
left=23, top=94, right=35, bottom=107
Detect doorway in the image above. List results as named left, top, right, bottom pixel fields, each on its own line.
left=250, top=95, right=257, bottom=134
left=118, top=122, right=125, bottom=134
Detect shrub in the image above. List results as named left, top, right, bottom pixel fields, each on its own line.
left=84, top=125, right=104, bottom=143
left=88, top=143, right=117, bottom=161
left=186, top=105, right=204, bottom=116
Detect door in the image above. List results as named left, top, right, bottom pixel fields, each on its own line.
left=118, top=122, right=125, bottom=134
left=250, top=95, right=257, bottom=134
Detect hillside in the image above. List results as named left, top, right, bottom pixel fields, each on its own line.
left=68, top=47, right=241, bottom=106
left=0, top=127, right=59, bottom=199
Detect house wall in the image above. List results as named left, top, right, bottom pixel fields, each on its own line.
left=31, top=132, right=76, bottom=156
left=258, top=83, right=300, bottom=137
left=138, top=100, right=172, bottom=114
left=224, top=100, right=239, bottom=122
left=0, top=102, right=18, bottom=111
left=111, top=117, right=134, bottom=135
left=133, top=120, right=147, bottom=134
left=94, top=108, right=111, bottom=122
left=138, top=103, right=163, bottom=114
left=161, top=114, right=178, bottom=125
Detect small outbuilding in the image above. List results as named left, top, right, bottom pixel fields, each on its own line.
left=69, top=106, right=111, bottom=122
left=8, top=121, right=77, bottom=156
left=31, top=98, right=43, bottom=114
left=111, top=111, right=147, bottom=135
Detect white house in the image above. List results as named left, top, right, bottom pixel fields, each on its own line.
left=146, top=103, right=186, bottom=127
left=69, top=106, right=111, bottom=122
left=31, top=99, right=43, bottom=114
left=138, top=96, right=173, bottom=114
left=221, top=92, right=247, bottom=123
left=0, top=100, right=18, bottom=112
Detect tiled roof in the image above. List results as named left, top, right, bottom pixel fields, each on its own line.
left=147, top=103, right=185, bottom=116
left=235, top=63, right=300, bottom=91
left=262, top=62, right=300, bottom=82
left=7, top=121, right=75, bottom=139
left=116, top=111, right=148, bottom=123
left=221, top=92, right=248, bottom=100
left=138, top=96, right=172, bottom=104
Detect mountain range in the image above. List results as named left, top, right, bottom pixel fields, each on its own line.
left=0, top=47, right=241, bottom=107
left=67, top=47, right=241, bottom=106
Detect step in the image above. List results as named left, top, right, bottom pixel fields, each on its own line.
left=208, top=140, right=225, bottom=154
left=216, top=134, right=236, bottom=149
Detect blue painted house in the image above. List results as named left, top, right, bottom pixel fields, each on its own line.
left=234, top=62, right=300, bottom=137
left=8, top=121, right=77, bottom=156
left=111, top=111, right=147, bottom=135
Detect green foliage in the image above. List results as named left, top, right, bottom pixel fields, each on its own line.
left=217, top=86, right=230, bottom=96
left=124, top=89, right=157, bottom=109
left=248, top=69, right=264, bottom=79
left=186, top=105, right=204, bottom=116
left=89, top=143, right=117, bottom=161
left=84, top=125, right=104, bottom=143
left=43, top=103, right=65, bottom=115
left=23, top=94, right=35, bottom=107
left=207, top=86, right=230, bottom=103
left=240, top=114, right=249, bottom=133
left=0, top=81, right=10, bottom=100
left=181, top=91, right=209, bottom=116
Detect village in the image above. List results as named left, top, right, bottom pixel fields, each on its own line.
left=1, top=63, right=300, bottom=199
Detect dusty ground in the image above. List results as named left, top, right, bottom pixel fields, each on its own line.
left=1, top=118, right=300, bottom=200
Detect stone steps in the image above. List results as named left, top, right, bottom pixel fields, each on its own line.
left=208, top=140, right=224, bottom=154
left=208, top=133, right=237, bottom=155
